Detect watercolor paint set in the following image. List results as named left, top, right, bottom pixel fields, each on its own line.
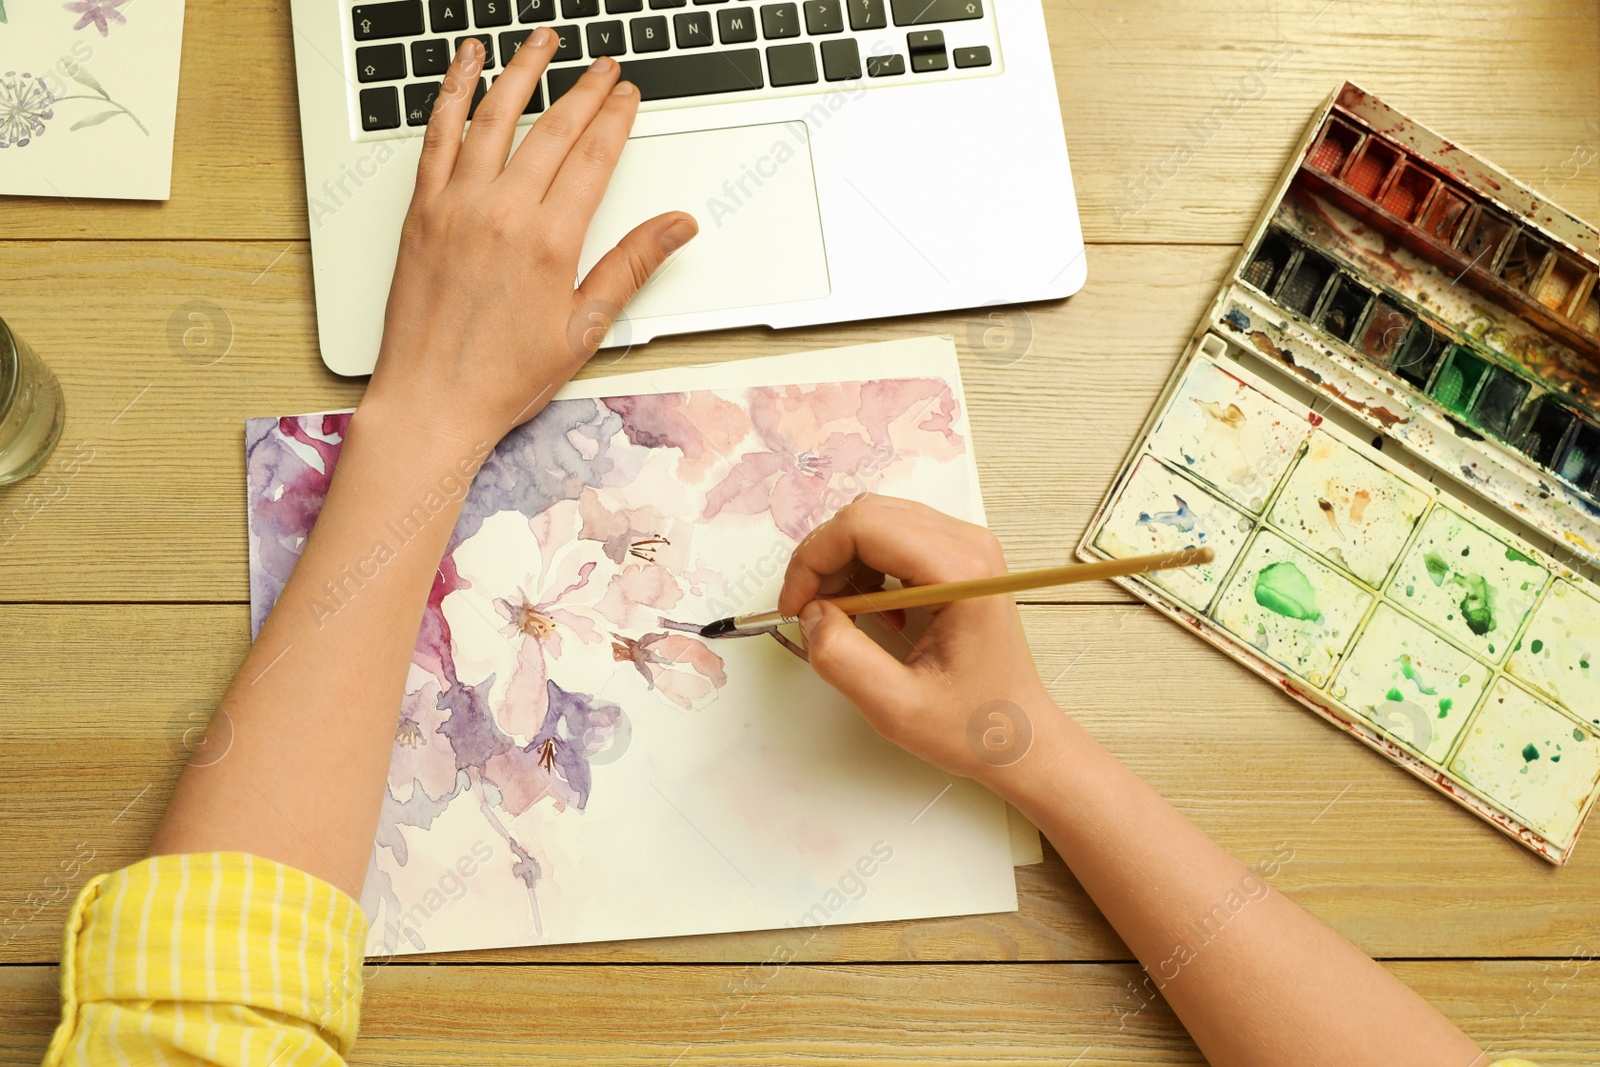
left=1080, top=83, right=1600, bottom=863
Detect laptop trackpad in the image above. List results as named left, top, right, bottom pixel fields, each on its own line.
left=575, top=121, right=830, bottom=325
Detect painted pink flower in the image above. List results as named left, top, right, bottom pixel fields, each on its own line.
left=388, top=680, right=462, bottom=804
left=490, top=501, right=605, bottom=658
left=702, top=380, right=962, bottom=542
left=64, top=0, right=131, bottom=36
left=483, top=680, right=622, bottom=815
left=612, top=631, right=727, bottom=710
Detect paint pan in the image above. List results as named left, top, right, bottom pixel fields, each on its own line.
left=1556, top=419, right=1600, bottom=491
left=1389, top=506, right=1549, bottom=663
left=1499, top=229, right=1552, bottom=294
left=1243, top=230, right=1297, bottom=293
left=1429, top=346, right=1491, bottom=415
left=1449, top=678, right=1600, bottom=847
left=1534, top=254, right=1588, bottom=312
left=1419, top=184, right=1471, bottom=242
left=1379, top=162, right=1438, bottom=223
left=1471, top=366, right=1531, bottom=439
left=1518, top=396, right=1577, bottom=468
left=1507, top=580, right=1600, bottom=719
left=1343, top=136, right=1401, bottom=199
left=1308, top=117, right=1362, bottom=175
left=1359, top=300, right=1412, bottom=363
left=1278, top=248, right=1338, bottom=317
left=1390, top=320, right=1444, bottom=387
left=1456, top=204, right=1515, bottom=271
left=1316, top=275, right=1373, bottom=343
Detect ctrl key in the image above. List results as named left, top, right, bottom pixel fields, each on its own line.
left=359, top=86, right=401, bottom=130
left=866, top=53, right=904, bottom=76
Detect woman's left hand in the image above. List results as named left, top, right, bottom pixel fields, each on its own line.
left=365, top=35, right=698, bottom=447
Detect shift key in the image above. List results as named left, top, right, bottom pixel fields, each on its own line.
left=890, top=0, right=980, bottom=24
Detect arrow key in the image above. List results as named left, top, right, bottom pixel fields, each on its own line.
left=352, top=1, right=424, bottom=39
left=355, top=43, right=408, bottom=82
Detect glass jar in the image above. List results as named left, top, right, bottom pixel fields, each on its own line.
left=0, top=318, right=66, bottom=485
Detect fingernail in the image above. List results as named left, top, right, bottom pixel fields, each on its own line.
left=590, top=55, right=616, bottom=73
left=530, top=27, right=552, bottom=47
left=612, top=80, right=635, bottom=96
left=799, top=602, right=823, bottom=643
left=659, top=217, right=698, bottom=255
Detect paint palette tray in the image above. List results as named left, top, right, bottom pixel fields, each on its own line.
left=1082, top=83, right=1600, bottom=864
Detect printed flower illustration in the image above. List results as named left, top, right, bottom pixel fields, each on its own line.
left=612, top=631, right=728, bottom=710
left=0, top=72, right=54, bottom=148
left=64, top=0, right=131, bottom=36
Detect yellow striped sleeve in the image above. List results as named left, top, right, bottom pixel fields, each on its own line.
left=44, top=852, right=368, bottom=1067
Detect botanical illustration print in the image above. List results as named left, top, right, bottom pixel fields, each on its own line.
left=1, top=12, right=146, bottom=149
left=64, top=0, right=131, bottom=36
left=245, top=378, right=965, bottom=952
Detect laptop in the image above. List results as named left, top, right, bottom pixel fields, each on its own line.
left=289, top=0, right=1087, bottom=375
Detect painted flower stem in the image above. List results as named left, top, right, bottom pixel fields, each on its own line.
left=51, top=93, right=148, bottom=135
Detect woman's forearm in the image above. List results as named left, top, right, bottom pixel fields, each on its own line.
left=148, top=402, right=483, bottom=897
left=989, top=702, right=1486, bottom=1067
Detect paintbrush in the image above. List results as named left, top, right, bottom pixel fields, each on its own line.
left=698, top=547, right=1215, bottom=636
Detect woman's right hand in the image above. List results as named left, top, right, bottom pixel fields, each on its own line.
left=778, top=495, right=1059, bottom=781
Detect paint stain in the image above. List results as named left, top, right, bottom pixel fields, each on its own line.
left=1254, top=561, right=1322, bottom=622
left=1505, top=546, right=1537, bottom=565
left=1424, top=552, right=1451, bottom=586
left=1349, top=490, right=1371, bottom=522
left=1522, top=742, right=1540, bottom=762
left=1195, top=400, right=1247, bottom=429
left=1386, top=687, right=1405, bottom=702
left=1137, top=495, right=1197, bottom=533
left=1453, top=572, right=1496, bottom=636
left=1531, top=638, right=1544, bottom=654
left=1439, top=698, right=1453, bottom=717
left=1399, top=654, right=1437, bottom=694
left=1318, top=497, right=1345, bottom=538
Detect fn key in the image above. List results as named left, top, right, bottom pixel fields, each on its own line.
left=360, top=86, right=401, bottom=130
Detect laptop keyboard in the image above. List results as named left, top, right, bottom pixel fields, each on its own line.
left=346, top=0, right=1001, bottom=138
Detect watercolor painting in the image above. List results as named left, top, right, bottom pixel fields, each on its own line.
left=1329, top=604, right=1489, bottom=764
left=1507, top=580, right=1600, bottom=724
left=1145, top=358, right=1316, bottom=513
left=1092, top=455, right=1253, bottom=613
left=246, top=351, right=1021, bottom=954
left=0, top=0, right=183, bottom=196
left=1388, top=507, right=1549, bottom=664
left=1267, top=433, right=1431, bottom=588
left=1213, top=530, right=1373, bottom=687
left=1449, top=679, right=1600, bottom=847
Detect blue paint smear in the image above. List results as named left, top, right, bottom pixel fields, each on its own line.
left=1138, top=494, right=1197, bottom=533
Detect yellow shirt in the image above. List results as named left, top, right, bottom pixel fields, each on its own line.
left=42, top=852, right=1545, bottom=1066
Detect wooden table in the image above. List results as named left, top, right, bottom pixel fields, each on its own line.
left=4, top=1, right=1599, bottom=1062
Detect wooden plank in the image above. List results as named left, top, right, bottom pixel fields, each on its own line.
left=3, top=959, right=1596, bottom=1065
left=3, top=602, right=1595, bottom=965
left=3, top=2, right=1594, bottom=244
left=0, top=241, right=1233, bottom=602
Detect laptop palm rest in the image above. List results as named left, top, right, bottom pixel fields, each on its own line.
left=574, top=121, right=831, bottom=330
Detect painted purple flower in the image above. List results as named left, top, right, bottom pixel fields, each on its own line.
left=64, top=0, right=131, bottom=36
left=612, top=631, right=728, bottom=710
left=0, top=72, right=54, bottom=148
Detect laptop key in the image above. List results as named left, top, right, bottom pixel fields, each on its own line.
left=608, top=0, right=645, bottom=9
left=546, top=48, right=762, bottom=102
left=562, top=0, right=599, bottom=15
left=865, top=52, right=903, bottom=76
left=649, top=0, right=687, bottom=7
left=492, top=72, right=546, bottom=112
left=910, top=50, right=946, bottom=71
left=412, top=38, right=451, bottom=75
left=517, top=0, right=556, bottom=19
left=353, top=1, right=424, bottom=40
left=587, top=20, right=627, bottom=55
left=890, top=0, right=979, bottom=24
left=473, top=0, right=513, bottom=26
left=499, top=29, right=531, bottom=60
left=631, top=15, right=670, bottom=50
left=356, top=43, right=407, bottom=82
left=760, top=3, right=799, bottom=37
left=766, top=41, right=816, bottom=85
left=455, top=33, right=497, bottom=67
left=427, top=0, right=467, bottom=31
left=359, top=86, right=402, bottom=129
left=803, top=0, right=842, bottom=33
left=846, top=0, right=884, bottom=29
left=819, top=37, right=859, bottom=79
left=952, top=44, right=989, bottom=67
left=552, top=24, right=582, bottom=59
left=717, top=6, right=757, bottom=41
left=673, top=11, right=713, bottom=46
left=404, top=81, right=442, bottom=125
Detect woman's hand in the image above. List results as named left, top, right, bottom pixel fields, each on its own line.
left=364, top=34, right=698, bottom=447
left=778, top=495, right=1056, bottom=781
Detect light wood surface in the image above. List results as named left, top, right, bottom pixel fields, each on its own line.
left=3, top=0, right=1599, bottom=1062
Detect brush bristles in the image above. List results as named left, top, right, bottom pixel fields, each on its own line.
left=699, top=618, right=736, bottom=638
